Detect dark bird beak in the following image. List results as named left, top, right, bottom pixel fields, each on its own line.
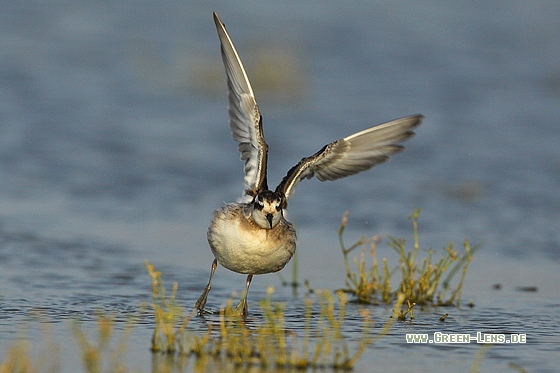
left=266, top=214, right=273, bottom=229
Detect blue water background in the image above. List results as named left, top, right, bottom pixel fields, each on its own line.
left=0, top=1, right=559, bottom=372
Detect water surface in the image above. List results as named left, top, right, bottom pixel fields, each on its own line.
left=1, top=1, right=559, bottom=372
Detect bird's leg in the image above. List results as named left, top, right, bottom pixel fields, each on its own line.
left=236, top=273, right=253, bottom=318
left=195, top=259, right=217, bottom=314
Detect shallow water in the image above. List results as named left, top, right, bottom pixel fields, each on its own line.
left=1, top=1, right=559, bottom=372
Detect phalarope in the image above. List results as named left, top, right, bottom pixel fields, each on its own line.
left=195, top=12, right=423, bottom=317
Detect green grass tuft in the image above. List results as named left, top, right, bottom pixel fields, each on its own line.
left=339, top=209, right=480, bottom=307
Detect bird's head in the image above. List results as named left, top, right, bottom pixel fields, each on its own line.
left=251, top=190, right=282, bottom=229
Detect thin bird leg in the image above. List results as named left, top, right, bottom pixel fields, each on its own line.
left=237, top=274, right=253, bottom=318
left=195, top=259, right=217, bottom=314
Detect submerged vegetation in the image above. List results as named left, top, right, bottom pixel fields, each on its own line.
left=146, top=261, right=400, bottom=370
left=340, top=209, right=478, bottom=307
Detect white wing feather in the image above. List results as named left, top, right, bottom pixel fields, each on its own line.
left=276, top=115, right=423, bottom=203
left=213, top=12, right=268, bottom=197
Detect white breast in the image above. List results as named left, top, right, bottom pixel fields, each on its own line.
left=207, top=205, right=296, bottom=275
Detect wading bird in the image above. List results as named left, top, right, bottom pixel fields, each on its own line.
left=195, top=12, right=423, bottom=317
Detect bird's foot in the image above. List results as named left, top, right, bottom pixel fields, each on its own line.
left=235, top=297, right=248, bottom=318
left=195, top=259, right=218, bottom=316
left=195, top=289, right=210, bottom=315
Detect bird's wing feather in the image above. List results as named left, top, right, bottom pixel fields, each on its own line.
left=213, top=12, right=268, bottom=197
left=275, top=115, right=423, bottom=204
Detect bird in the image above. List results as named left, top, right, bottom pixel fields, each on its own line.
left=195, top=12, right=423, bottom=317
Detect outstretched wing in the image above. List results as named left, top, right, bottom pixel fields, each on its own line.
left=275, top=115, right=423, bottom=205
left=213, top=12, right=268, bottom=197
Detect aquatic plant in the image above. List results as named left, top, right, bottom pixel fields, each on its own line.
left=0, top=340, right=39, bottom=373
left=0, top=319, right=59, bottom=373
left=71, top=314, right=134, bottom=373
left=391, top=299, right=416, bottom=321
left=146, top=261, right=396, bottom=370
left=339, top=209, right=478, bottom=306
left=145, top=262, right=194, bottom=354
